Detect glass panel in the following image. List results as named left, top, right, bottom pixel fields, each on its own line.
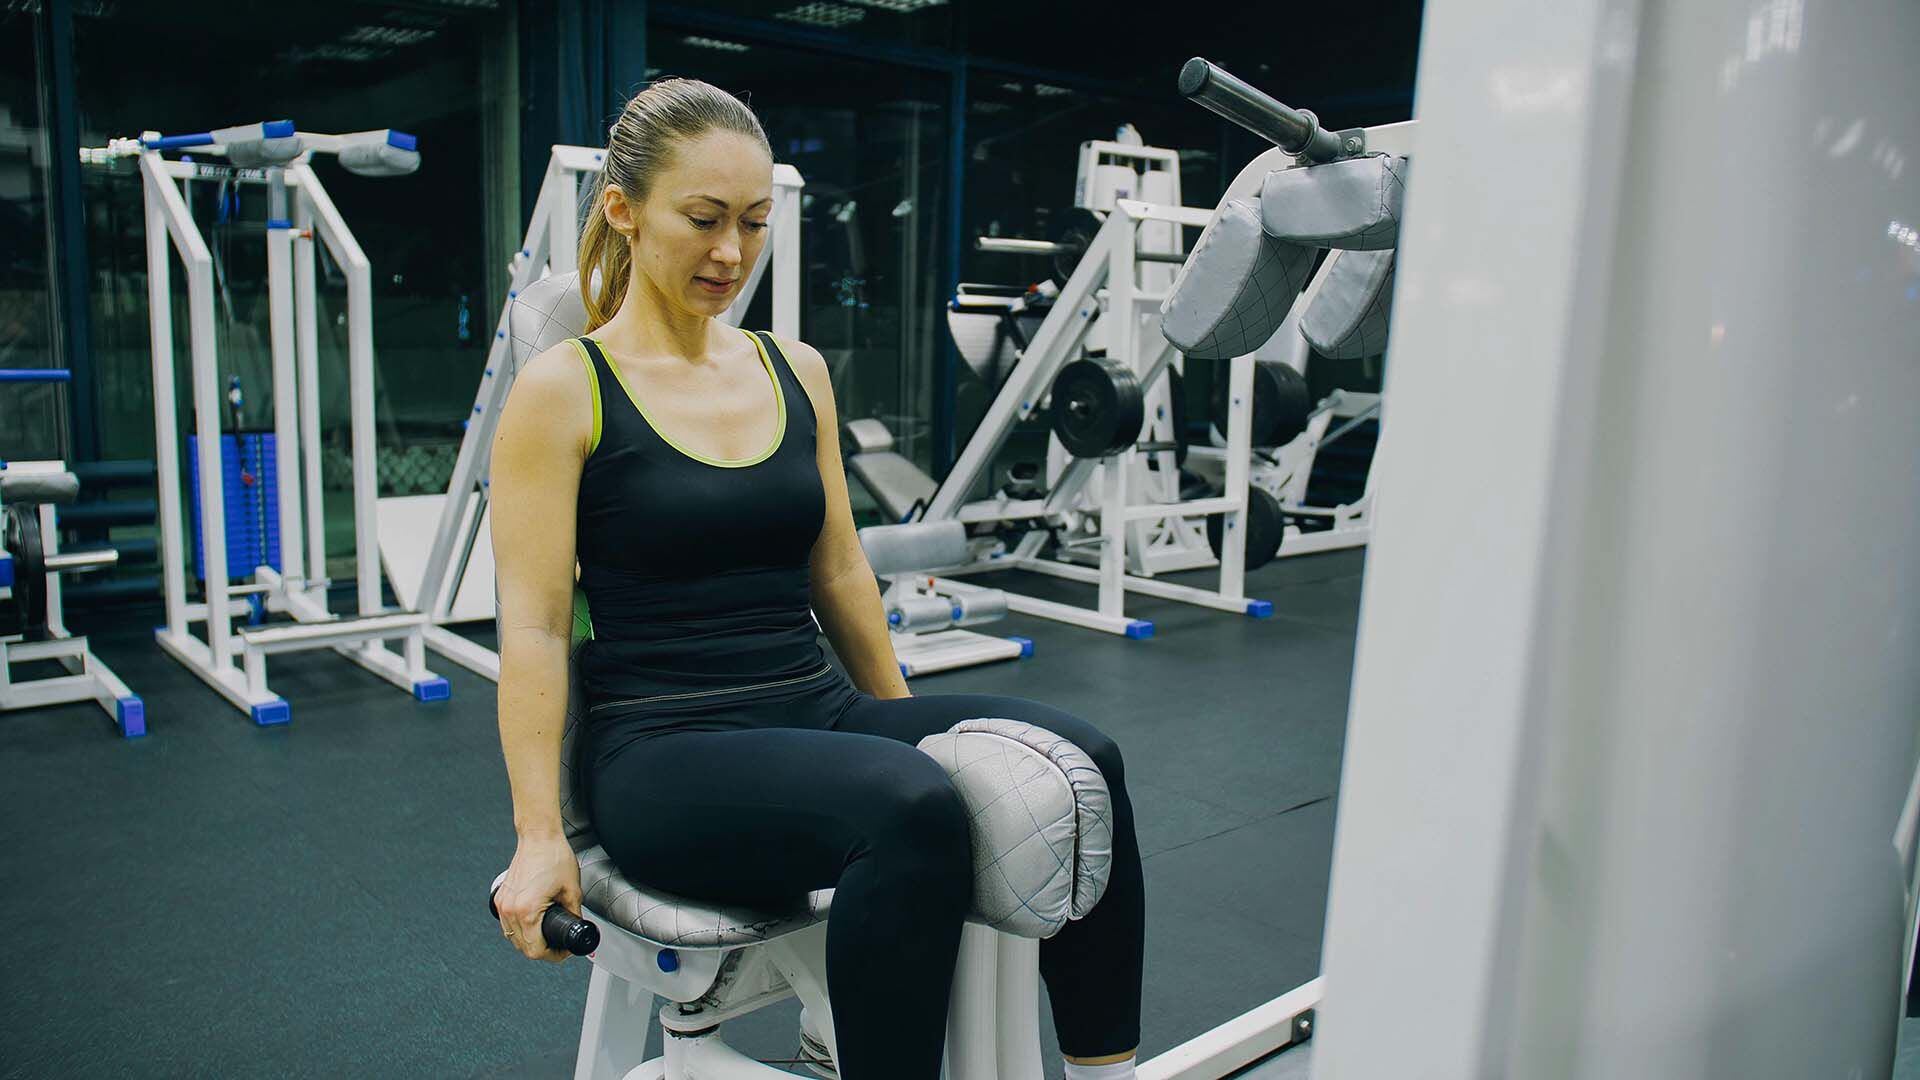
left=0, top=5, right=63, bottom=462
left=75, top=1, right=504, bottom=579
left=650, top=28, right=952, bottom=517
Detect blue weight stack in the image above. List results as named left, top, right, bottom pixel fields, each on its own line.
left=186, top=434, right=282, bottom=582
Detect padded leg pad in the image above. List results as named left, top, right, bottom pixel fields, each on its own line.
left=1302, top=249, right=1398, bottom=359
left=1260, top=153, right=1410, bottom=251
left=917, top=719, right=1113, bottom=939
left=1160, top=198, right=1315, bottom=360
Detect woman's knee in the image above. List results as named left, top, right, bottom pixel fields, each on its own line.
left=868, top=758, right=972, bottom=864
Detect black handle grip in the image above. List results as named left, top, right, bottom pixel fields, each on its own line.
left=490, top=888, right=601, bottom=957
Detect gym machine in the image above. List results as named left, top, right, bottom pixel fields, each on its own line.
left=377, top=146, right=804, bottom=682
left=846, top=133, right=1287, bottom=639
left=1165, top=57, right=1411, bottom=565
left=84, top=120, right=445, bottom=725
left=0, top=369, right=144, bottom=737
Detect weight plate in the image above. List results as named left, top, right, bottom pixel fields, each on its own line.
left=1210, top=359, right=1315, bottom=447
left=1206, top=485, right=1286, bottom=571
left=1048, top=207, right=1105, bottom=285
left=1051, top=356, right=1145, bottom=458
left=2, top=503, right=47, bottom=637
left=1168, top=366, right=1189, bottom=467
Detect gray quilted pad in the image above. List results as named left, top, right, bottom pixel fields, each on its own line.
left=578, top=844, right=833, bottom=948
left=509, top=270, right=591, bottom=372
left=1301, top=248, right=1397, bottom=359
left=1260, top=153, right=1409, bottom=251
left=917, top=718, right=1113, bottom=939
left=1160, top=198, right=1315, bottom=360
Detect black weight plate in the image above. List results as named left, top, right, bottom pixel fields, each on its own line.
left=1051, top=356, right=1145, bottom=458
left=1206, top=485, right=1286, bottom=571
left=1259, top=360, right=1314, bottom=447
left=3, top=503, right=46, bottom=636
left=1048, top=207, right=1105, bottom=285
left=1210, top=359, right=1315, bottom=447
left=1167, top=366, right=1189, bottom=467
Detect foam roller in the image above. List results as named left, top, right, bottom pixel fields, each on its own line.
left=890, top=594, right=959, bottom=633
left=952, top=589, right=1008, bottom=628
left=338, top=142, right=421, bottom=178
left=223, top=136, right=305, bottom=168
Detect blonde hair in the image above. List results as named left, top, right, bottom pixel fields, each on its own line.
left=579, top=78, right=772, bottom=328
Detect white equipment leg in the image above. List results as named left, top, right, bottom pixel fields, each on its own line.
left=573, top=965, right=654, bottom=1080
left=0, top=463, right=146, bottom=737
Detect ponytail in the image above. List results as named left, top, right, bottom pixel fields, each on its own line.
left=578, top=171, right=633, bottom=330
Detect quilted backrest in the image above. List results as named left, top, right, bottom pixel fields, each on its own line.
left=509, top=270, right=591, bottom=373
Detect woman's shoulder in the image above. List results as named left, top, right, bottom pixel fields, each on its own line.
left=501, top=341, right=598, bottom=445
left=515, top=340, right=598, bottom=396
left=762, top=332, right=829, bottom=389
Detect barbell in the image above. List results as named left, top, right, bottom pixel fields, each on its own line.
left=976, top=208, right=1189, bottom=286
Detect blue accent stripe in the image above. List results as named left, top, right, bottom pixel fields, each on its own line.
left=387, top=130, right=417, bottom=151
left=262, top=119, right=296, bottom=138
left=266, top=219, right=294, bottom=230
left=0, top=555, right=13, bottom=588
left=0, top=368, right=72, bottom=382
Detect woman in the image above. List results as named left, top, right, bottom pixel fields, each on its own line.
left=488, top=78, right=1145, bottom=1080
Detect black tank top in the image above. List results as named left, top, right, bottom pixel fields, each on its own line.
left=570, top=330, right=831, bottom=718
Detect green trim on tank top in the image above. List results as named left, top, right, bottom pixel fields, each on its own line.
left=584, top=328, right=787, bottom=469
left=567, top=339, right=604, bottom=457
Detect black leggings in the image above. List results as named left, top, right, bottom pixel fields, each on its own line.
left=587, top=681, right=1145, bottom=1080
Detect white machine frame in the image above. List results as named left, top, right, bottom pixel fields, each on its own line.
left=928, top=173, right=1276, bottom=637
left=118, top=129, right=446, bottom=724
left=919, top=134, right=1397, bottom=641
left=380, top=147, right=803, bottom=683
left=0, top=456, right=144, bottom=737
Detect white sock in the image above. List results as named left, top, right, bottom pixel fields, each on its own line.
left=1063, top=1059, right=1137, bottom=1080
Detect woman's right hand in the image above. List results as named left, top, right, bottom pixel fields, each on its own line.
left=496, top=831, right=584, bottom=963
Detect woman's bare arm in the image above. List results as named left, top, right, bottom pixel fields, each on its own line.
left=490, top=344, right=594, bottom=841
left=779, top=335, right=912, bottom=701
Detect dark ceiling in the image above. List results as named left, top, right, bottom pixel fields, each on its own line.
left=70, top=0, right=1423, bottom=133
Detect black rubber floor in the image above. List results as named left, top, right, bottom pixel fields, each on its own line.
left=0, top=548, right=1364, bottom=1079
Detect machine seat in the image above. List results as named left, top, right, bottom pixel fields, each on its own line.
left=575, top=842, right=833, bottom=949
